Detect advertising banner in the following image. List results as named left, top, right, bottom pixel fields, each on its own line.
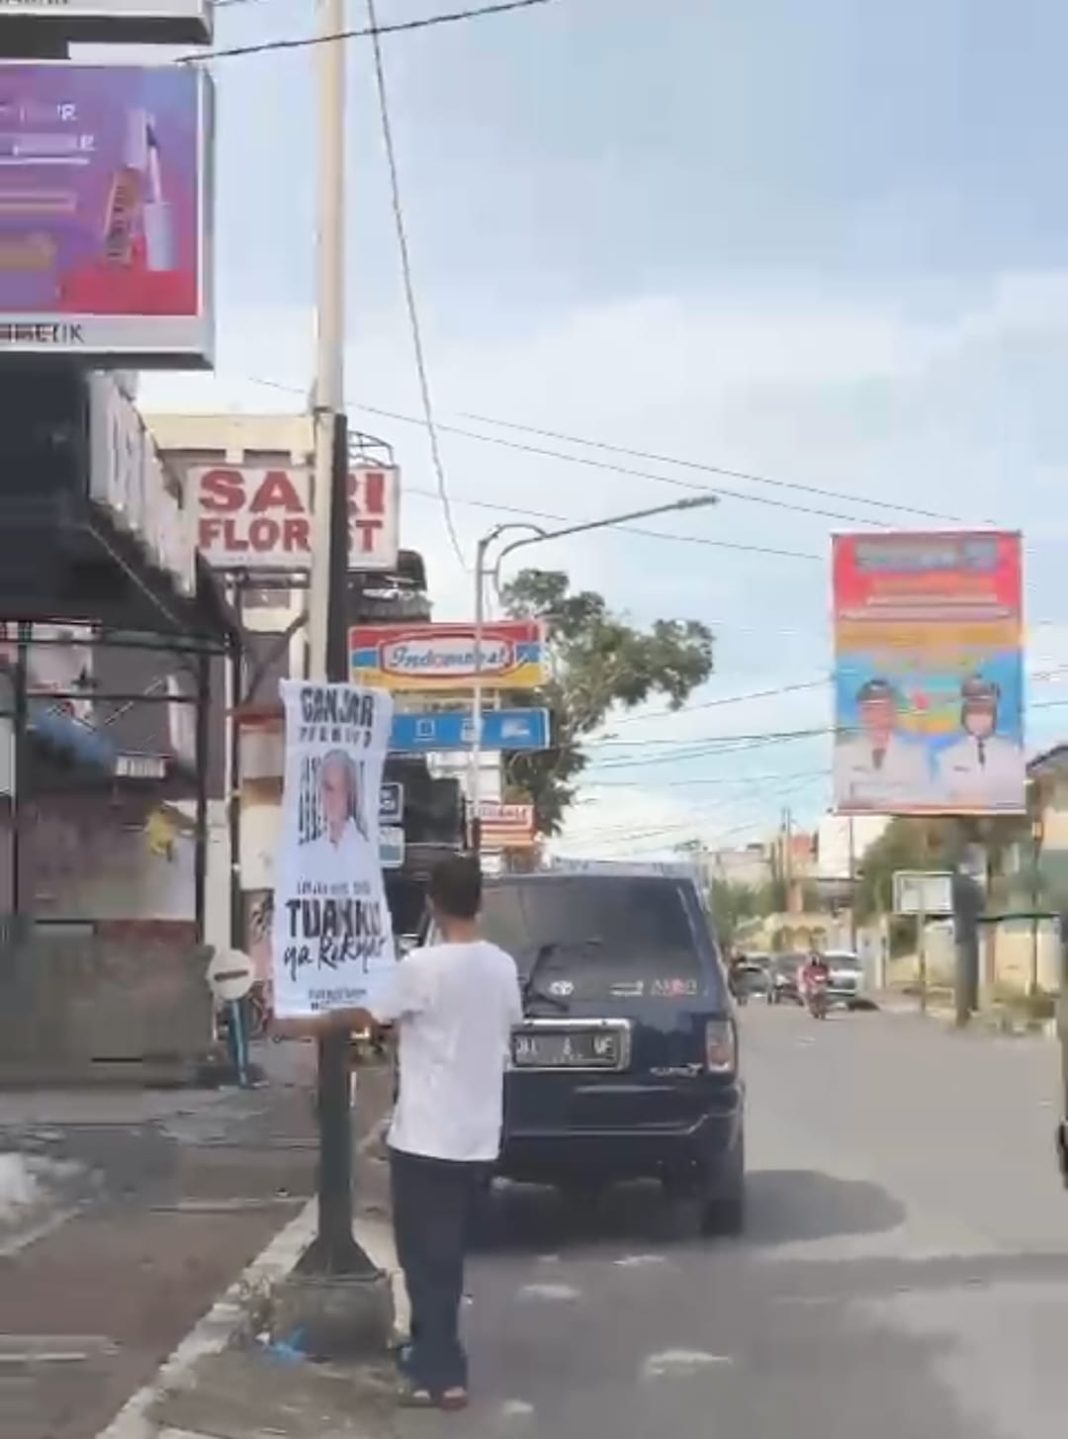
left=389, top=708, right=551, bottom=754
left=351, top=621, right=546, bottom=692
left=478, top=801, right=536, bottom=850
left=271, top=681, right=396, bottom=1019
left=194, top=463, right=400, bottom=573
left=0, top=64, right=212, bottom=365
left=833, top=531, right=1025, bottom=815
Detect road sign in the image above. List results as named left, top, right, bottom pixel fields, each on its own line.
left=478, top=801, right=536, bottom=849
left=206, top=948, right=255, bottom=1003
left=892, top=870, right=954, bottom=916
left=389, top=708, right=551, bottom=753
left=351, top=620, right=546, bottom=692
left=379, top=782, right=404, bottom=824
left=380, top=825, right=405, bottom=869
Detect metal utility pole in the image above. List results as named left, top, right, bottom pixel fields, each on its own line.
left=468, top=495, right=718, bottom=854
left=306, top=0, right=346, bottom=685
left=301, top=0, right=375, bottom=1277
left=847, top=815, right=858, bottom=951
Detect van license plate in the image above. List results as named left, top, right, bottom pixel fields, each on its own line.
left=512, top=1029, right=620, bottom=1069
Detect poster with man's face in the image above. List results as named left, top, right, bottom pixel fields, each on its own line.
left=271, top=680, right=396, bottom=1018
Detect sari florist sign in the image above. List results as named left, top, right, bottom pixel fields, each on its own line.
left=271, top=680, right=396, bottom=1020
left=349, top=620, right=546, bottom=693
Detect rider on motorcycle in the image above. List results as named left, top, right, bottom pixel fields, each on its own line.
left=800, top=947, right=830, bottom=1002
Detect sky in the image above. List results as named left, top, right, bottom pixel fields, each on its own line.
left=129, top=0, right=1068, bottom=857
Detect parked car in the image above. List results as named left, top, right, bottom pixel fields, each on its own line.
left=478, top=868, right=745, bottom=1234
left=767, top=953, right=804, bottom=1005
left=732, top=957, right=771, bottom=998
left=823, top=950, right=867, bottom=1008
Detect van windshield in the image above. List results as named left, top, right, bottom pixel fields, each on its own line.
left=480, top=876, right=714, bottom=1002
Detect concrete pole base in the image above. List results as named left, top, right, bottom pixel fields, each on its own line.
left=271, top=1267, right=395, bottom=1360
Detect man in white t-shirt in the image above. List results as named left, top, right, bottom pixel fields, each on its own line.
left=370, top=854, right=522, bottom=1411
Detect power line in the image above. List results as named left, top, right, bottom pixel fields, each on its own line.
left=366, top=0, right=467, bottom=571
left=403, top=484, right=821, bottom=561
left=244, top=377, right=824, bottom=561
left=353, top=401, right=901, bottom=527
left=459, top=411, right=989, bottom=528
left=183, top=0, right=553, bottom=63
left=610, top=678, right=827, bottom=726
left=247, top=375, right=963, bottom=528
left=584, top=768, right=828, bottom=790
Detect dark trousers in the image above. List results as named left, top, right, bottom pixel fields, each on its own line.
left=389, top=1148, right=483, bottom=1395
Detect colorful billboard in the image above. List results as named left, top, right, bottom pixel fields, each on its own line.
left=350, top=621, right=546, bottom=692
left=0, top=64, right=212, bottom=365
left=193, top=462, right=400, bottom=573
left=833, top=531, right=1025, bottom=815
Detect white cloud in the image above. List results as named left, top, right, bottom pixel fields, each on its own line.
left=140, top=269, right=1068, bottom=847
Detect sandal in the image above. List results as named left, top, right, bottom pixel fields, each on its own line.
left=397, top=1380, right=469, bottom=1411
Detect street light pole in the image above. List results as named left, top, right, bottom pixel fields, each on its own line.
left=468, top=495, right=718, bottom=854
left=301, top=0, right=376, bottom=1278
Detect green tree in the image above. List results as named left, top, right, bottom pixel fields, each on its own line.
left=707, top=877, right=763, bottom=949
left=853, top=813, right=1026, bottom=920
left=500, top=569, right=714, bottom=835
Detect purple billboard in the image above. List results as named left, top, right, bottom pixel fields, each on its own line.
left=0, top=64, right=212, bottom=365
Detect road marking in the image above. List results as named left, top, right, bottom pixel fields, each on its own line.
left=517, top=1282, right=581, bottom=1302
left=0, top=1335, right=118, bottom=1363
left=642, top=1349, right=734, bottom=1379
left=613, top=1253, right=666, bottom=1268
left=499, top=1399, right=536, bottom=1419
left=0, top=1204, right=80, bottom=1258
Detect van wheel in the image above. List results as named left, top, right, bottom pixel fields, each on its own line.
left=701, top=1137, right=745, bottom=1237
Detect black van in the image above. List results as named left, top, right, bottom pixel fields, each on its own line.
left=480, top=869, right=745, bottom=1234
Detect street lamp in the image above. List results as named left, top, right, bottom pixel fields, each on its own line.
left=468, top=493, right=719, bottom=851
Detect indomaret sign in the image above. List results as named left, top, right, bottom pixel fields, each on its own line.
left=192, top=462, right=400, bottom=573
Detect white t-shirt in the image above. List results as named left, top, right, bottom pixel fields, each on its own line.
left=372, top=940, right=523, bottom=1163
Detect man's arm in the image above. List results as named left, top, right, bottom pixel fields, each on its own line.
left=271, top=956, right=429, bottom=1037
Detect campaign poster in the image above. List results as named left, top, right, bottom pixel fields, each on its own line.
left=271, top=681, right=396, bottom=1019
left=0, top=64, right=212, bottom=364
left=833, top=531, right=1025, bottom=816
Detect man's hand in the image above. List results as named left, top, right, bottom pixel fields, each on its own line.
left=271, top=1007, right=379, bottom=1039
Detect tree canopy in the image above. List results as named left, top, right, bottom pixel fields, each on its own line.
left=500, top=569, right=714, bottom=835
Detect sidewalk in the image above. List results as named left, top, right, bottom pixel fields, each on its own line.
left=0, top=1041, right=394, bottom=1439
left=876, top=988, right=1059, bottom=1038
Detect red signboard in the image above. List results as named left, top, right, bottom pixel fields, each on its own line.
left=192, top=463, right=399, bottom=573
left=350, top=620, right=546, bottom=692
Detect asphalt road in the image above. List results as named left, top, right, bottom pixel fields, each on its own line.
left=398, top=1004, right=1068, bottom=1439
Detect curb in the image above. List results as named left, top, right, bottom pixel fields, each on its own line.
left=95, top=1201, right=402, bottom=1439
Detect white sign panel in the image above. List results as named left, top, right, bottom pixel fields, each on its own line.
left=271, top=681, right=396, bottom=1018
left=892, top=870, right=954, bottom=916
left=88, top=375, right=197, bottom=595
left=0, top=0, right=212, bottom=40
left=193, top=463, right=400, bottom=573
left=380, top=825, right=405, bottom=869
left=206, top=948, right=255, bottom=1003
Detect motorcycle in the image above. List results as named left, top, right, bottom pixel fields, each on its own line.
left=806, top=972, right=829, bottom=1020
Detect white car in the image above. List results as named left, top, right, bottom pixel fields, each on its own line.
left=822, top=950, right=867, bottom=1008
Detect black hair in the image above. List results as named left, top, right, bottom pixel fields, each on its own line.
left=428, top=854, right=483, bottom=921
